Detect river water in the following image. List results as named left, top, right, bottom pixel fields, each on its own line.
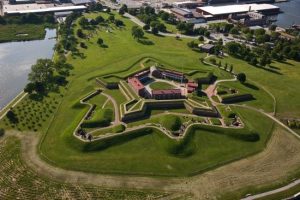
left=0, top=29, right=56, bottom=110
left=275, top=0, right=300, bottom=27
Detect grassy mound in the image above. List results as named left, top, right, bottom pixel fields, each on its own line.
left=81, top=108, right=113, bottom=128
left=159, top=115, right=182, bottom=131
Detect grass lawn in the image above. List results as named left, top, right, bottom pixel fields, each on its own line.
left=210, top=56, right=300, bottom=118
left=40, top=104, right=273, bottom=176
left=0, top=136, right=166, bottom=199
left=0, top=24, right=46, bottom=42
left=0, top=10, right=287, bottom=178
left=150, top=81, right=175, bottom=90
left=33, top=11, right=280, bottom=176
left=218, top=80, right=274, bottom=113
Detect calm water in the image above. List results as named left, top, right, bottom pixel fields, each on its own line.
left=0, top=29, right=56, bottom=109
left=275, top=0, right=300, bottom=27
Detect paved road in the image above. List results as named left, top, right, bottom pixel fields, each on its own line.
left=241, top=179, right=300, bottom=200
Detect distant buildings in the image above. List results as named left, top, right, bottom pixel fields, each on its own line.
left=229, top=11, right=268, bottom=26
left=199, top=44, right=215, bottom=53
left=172, top=1, right=204, bottom=9
left=196, top=4, right=280, bottom=20
left=1, top=0, right=93, bottom=16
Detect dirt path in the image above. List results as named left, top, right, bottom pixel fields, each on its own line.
left=11, top=124, right=300, bottom=200
left=102, top=92, right=120, bottom=124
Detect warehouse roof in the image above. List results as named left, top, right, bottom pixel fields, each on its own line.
left=197, top=4, right=279, bottom=16
left=4, top=4, right=86, bottom=14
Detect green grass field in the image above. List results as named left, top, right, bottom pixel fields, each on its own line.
left=0, top=24, right=46, bottom=42
left=1, top=11, right=298, bottom=179
left=209, top=56, right=300, bottom=118
left=0, top=136, right=167, bottom=199
left=150, top=81, right=176, bottom=90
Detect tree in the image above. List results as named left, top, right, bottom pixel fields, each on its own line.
left=250, top=57, right=258, bottom=66
left=97, top=38, right=104, bottom=46
left=229, top=64, right=233, bottom=73
left=237, top=73, right=246, bottom=83
left=119, top=8, right=125, bottom=15
left=77, top=29, right=85, bottom=38
left=0, top=16, right=6, bottom=25
left=119, top=4, right=128, bottom=15
left=225, top=41, right=241, bottom=55
left=79, top=17, right=89, bottom=28
left=6, top=110, right=18, bottom=123
left=114, top=19, right=124, bottom=27
left=199, top=57, right=204, bottom=63
left=151, top=26, right=159, bottom=35
left=24, top=82, right=36, bottom=94
left=95, top=16, right=104, bottom=24
left=131, top=26, right=144, bottom=40
left=143, top=24, right=150, bottom=30
left=28, top=59, right=54, bottom=84
left=198, top=36, right=204, bottom=42
left=108, top=15, right=115, bottom=22
left=204, top=30, right=210, bottom=38
left=187, top=41, right=197, bottom=49
left=229, top=27, right=239, bottom=35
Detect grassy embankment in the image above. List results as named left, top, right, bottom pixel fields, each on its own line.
left=0, top=136, right=167, bottom=199
left=0, top=24, right=46, bottom=42
left=207, top=55, right=300, bottom=118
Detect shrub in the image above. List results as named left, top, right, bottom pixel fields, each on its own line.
left=237, top=73, right=246, bottom=83
left=113, top=124, right=125, bottom=133
left=209, top=58, right=217, bottom=65
left=227, top=112, right=236, bottom=118
left=160, top=115, right=181, bottom=131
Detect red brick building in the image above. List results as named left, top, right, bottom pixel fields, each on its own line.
left=152, top=89, right=182, bottom=100
left=128, top=77, right=146, bottom=97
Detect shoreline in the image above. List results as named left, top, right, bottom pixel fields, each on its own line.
left=0, top=91, right=27, bottom=120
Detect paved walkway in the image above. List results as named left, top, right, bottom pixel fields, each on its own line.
left=241, top=179, right=300, bottom=200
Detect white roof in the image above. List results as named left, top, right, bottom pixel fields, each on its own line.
left=173, top=1, right=202, bottom=5
left=4, top=3, right=86, bottom=14
left=197, top=4, right=279, bottom=16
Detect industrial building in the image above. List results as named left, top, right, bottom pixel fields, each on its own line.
left=229, top=11, right=268, bottom=26
left=172, top=1, right=204, bottom=9
left=2, top=3, right=86, bottom=15
left=196, top=4, right=280, bottom=20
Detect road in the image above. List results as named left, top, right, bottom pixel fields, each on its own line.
left=241, top=179, right=300, bottom=200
